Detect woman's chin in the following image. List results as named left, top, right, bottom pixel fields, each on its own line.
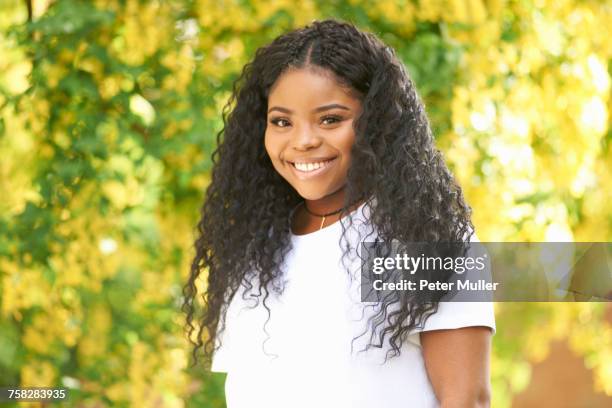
left=292, top=184, right=346, bottom=202
left=294, top=190, right=327, bottom=201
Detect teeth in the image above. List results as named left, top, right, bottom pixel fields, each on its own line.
left=293, top=159, right=333, bottom=172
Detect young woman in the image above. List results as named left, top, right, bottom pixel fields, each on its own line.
left=183, top=18, right=495, bottom=408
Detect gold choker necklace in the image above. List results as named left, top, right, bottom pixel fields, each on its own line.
left=303, top=204, right=345, bottom=230
left=301, top=198, right=365, bottom=230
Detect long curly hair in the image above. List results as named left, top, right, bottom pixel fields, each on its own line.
left=182, top=18, right=474, bottom=368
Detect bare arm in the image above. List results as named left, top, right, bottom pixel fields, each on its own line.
left=421, top=326, right=493, bottom=408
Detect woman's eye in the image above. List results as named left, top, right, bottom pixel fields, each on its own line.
left=269, top=116, right=343, bottom=128
left=321, top=115, right=342, bottom=125
left=270, top=118, right=290, bottom=127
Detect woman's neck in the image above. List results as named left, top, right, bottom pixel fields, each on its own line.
left=291, top=187, right=367, bottom=235
left=303, top=185, right=347, bottom=215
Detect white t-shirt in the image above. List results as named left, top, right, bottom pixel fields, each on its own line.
left=211, top=200, right=495, bottom=408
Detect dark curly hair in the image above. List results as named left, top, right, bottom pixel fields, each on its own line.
left=182, top=18, right=474, bottom=369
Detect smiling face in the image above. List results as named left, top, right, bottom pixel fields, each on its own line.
left=264, top=67, right=362, bottom=202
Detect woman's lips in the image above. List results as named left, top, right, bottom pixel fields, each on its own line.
left=288, top=157, right=337, bottom=180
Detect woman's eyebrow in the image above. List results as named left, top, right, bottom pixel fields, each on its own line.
left=267, top=103, right=351, bottom=114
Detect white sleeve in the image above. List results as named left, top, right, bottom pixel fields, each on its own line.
left=210, top=272, right=265, bottom=372
left=407, top=232, right=496, bottom=347
left=406, top=301, right=496, bottom=347
left=210, top=293, right=239, bottom=373
left=210, top=323, right=232, bottom=372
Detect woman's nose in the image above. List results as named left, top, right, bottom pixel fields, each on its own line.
left=292, top=123, right=322, bottom=150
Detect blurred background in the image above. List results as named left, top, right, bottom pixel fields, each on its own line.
left=0, top=0, right=610, bottom=407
